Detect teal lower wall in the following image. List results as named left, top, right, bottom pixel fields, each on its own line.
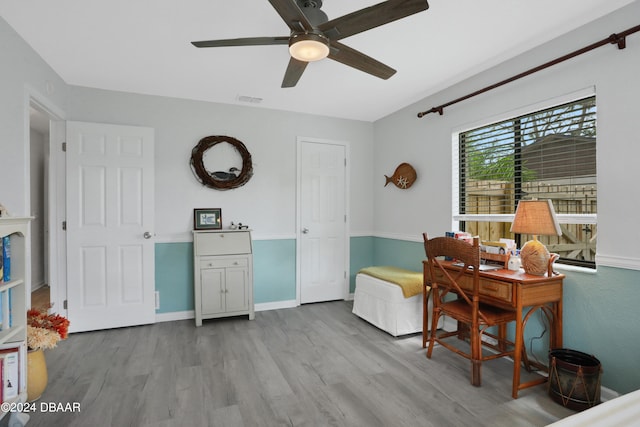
left=349, top=236, right=374, bottom=293
left=155, top=237, right=374, bottom=311
left=372, top=237, right=424, bottom=271
left=155, top=242, right=194, bottom=313
left=560, top=266, right=640, bottom=395
left=155, top=237, right=640, bottom=394
left=252, top=239, right=297, bottom=303
left=155, top=240, right=298, bottom=311
left=152, top=237, right=427, bottom=311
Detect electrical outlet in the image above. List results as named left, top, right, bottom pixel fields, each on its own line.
left=155, top=291, right=160, bottom=310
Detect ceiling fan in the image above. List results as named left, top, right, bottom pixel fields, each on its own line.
left=191, top=0, right=429, bottom=88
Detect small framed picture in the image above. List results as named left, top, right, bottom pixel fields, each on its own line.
left=194, top=208, right=222, bottom=230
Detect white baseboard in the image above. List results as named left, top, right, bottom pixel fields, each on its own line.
left=154, top=300, right=298, bottom=323
left=601, top=386, right=620, bottom=402
left=156, top=298, right=359, bottom=322
left=31, top=281, right=47, bottom=292
left=155, top=310, right=194, bottom=323
left=255, top=299, right=297, bottom=312
left=442, top=317, right=457, bottom=331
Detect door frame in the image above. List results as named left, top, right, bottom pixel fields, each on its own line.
left=295, top=137, right=350, bottom=306
left=24, top=87, right=66, bottom=315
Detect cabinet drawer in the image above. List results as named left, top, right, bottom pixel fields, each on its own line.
left=195, top=231, right=251, bottom=255
left=200, top=257, right=248, bottom=269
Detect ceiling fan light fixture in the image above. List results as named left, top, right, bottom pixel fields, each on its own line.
left=289, top=33, right=330, bottom=62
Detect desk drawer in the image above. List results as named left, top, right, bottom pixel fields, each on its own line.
left=479, top=278, right=512, bottom=303
left=430, top=269, right=513, bottom=304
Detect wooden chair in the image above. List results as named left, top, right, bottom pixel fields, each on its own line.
left=423, top=233, right=518, bottom=387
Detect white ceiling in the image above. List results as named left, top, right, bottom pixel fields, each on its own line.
left=1, top=0, right=635, bottom=121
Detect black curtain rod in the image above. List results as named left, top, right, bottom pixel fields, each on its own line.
left=417, top=24, right=640, bottom=118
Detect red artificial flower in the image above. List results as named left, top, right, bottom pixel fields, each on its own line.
left=27, top=304, right=70, bottom=350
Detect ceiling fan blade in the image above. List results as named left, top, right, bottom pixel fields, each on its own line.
left=281, top=57, right=308, bottom=88
left=268, top=0, right=314, bottom=33
left=318, top=0, right=428, bottom=41
left=328, top=41, right=396, bottom=80
left=191, top=36, right=290, bottom=48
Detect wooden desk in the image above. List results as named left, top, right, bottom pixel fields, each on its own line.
left=432, top=261, right=564, bottom=398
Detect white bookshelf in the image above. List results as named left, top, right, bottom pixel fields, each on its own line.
left=0, top=217, right=31, bottom=423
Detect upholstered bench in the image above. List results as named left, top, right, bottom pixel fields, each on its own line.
left=352, top=266, right=440, bottom=337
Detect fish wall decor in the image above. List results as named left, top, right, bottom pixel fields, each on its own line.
left=384, top=163, right=417, bottom=189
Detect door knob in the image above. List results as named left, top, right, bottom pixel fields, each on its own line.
left=143, top=232, right=153, bottom=239
left=302, top=228, right=309, bottom=234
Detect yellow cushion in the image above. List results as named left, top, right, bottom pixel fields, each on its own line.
left=358, top=266, right=423, bottom=298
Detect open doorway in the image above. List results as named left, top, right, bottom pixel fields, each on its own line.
left=28, top=97, right=65, bottom=313
left=29, top=104, right=50, bottom=309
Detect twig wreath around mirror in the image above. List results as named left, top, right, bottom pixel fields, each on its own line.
left=190, top=135, right=253, bottom=190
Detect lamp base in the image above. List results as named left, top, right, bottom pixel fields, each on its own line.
left=520, top=239, right=550, bottom=276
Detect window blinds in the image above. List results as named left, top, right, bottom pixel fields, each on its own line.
left=458, top=97, right=597, bottom=217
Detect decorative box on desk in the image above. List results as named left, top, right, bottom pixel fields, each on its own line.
left=193, top=230, right=254, bottom=326
left=481, top=251, right=509, bottom=269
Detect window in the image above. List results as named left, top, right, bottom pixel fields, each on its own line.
left=455, top=96, right=597, bottom=268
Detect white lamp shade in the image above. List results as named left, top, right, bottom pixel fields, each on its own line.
left=289, top=33, right=330, bottom=62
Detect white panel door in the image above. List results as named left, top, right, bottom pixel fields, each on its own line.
left=66, top=121, right=155, bottom=332
left=299, top=141, right=346, bottom=304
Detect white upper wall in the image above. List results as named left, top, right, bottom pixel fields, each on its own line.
left=373, top=1, right=640, bottom=267
left=1, top=15, right=375, bottom=242
left=66, top=87, right=375, bottom=241
left=0, top=16, right=68, bottom=215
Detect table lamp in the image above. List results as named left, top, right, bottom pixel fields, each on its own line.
left=510, top=200, right=562, bottom=275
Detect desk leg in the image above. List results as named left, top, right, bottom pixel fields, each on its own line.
left=422, top=284, right=430, bottom=348
left=512, top=302, right=524, bottom=399
left=553, top=299, right=563, bottom=349
left=514, top=300, right=563, bottom=398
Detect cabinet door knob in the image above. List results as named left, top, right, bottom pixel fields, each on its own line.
left=302, top=228, right=309, bottom=234
left=143, top=231, right=153, bottom=239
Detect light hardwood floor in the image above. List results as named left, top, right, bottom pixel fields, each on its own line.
left=30, top=286, right=50, bottom=309
left=25, top=301, right=578, bottom=427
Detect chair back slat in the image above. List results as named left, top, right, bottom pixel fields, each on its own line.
left=423, top=233, right=484, bottom=321
left=424, top=235, right=480, bottom=268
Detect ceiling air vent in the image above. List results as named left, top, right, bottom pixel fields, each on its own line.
left=237, top=95, right=263, bottom=104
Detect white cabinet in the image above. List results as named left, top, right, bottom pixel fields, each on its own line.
left=0, top=217, right=31, bottom=422
left=193, top=230, right=254, bottom=326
